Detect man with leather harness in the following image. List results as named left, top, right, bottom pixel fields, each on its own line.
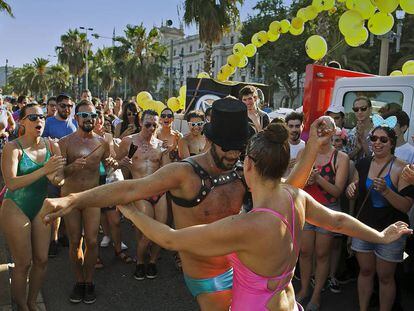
left=40, top=97, right=332, bottom=310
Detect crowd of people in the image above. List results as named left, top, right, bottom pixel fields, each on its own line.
left=0, top=86, right=413, bottom=311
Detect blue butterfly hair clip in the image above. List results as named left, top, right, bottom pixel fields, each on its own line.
left=372, top=114, right=397, bottom=129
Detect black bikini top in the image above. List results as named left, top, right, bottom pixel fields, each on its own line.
left=167, top=158, right=246, bottom=208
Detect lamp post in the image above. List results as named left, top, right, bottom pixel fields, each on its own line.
left=79, top=26, right=94, bottom=90
left=378, top=10, right=405, bottom=76
left=5, top=59, right=8, bottom=86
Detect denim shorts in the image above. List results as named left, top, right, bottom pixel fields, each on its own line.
left=304, top=202, right=341, bottom=235
left=351, top=236, right=407, bottom=263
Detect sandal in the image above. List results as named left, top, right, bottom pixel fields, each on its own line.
left=115, top=250, right=133, bottom=264
left=95, top=257, right=104, bottom=269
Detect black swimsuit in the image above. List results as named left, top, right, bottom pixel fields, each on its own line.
left=167, top=158, right=248, bottom=208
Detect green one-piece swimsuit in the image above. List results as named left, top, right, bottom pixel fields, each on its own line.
left=3, top=139, right=51, bottom=220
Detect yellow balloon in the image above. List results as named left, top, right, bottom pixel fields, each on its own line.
left=178, top=96, right=185, bottom=110
left=227, top=54, right=241, bottom=68
left=291, top=17, right=304, bottom=30
left=197, top=72, right=210, bottom=79
left=136, top=91, right=152, bottom=108
left=267, top=31, right=280, bottom=42
left=167, top=97, right=180, bottom=112
left=312, top=0, right=324, bottom=12
left=390, top=70, right=403, bottom=76
left=238, top=56, right=248, bottom=68
left=321, top=0, right=335, bottom=11
left=217, top=72, right=226, bottom=82
left=297, top=8, right=309, bottom=22
left=371, top=0, right=399, bottom=14
left=257, top=31, right=269, bottom=44
left=305, top=35, right=328, bottom=60
left=140, top=98, right=151, bottom=110
left=400, top=0, right=414, bottom=14
left=144, top=100, right=156, bottom=111
left=280, top=19, right=291, bottom=33
left=269, top=21, right=281, bottom=35
left=179, top=85, right=186, bottom=99
left=220, top=64, right=235, bottom=76
left=368, top=12, right=394, bottom=36
left=233, top=43, right=245, bottom=57
left=346, top=0, right=376, bottom=19
left=402, top=60, right=414, bottom=75
left=154, top=101, right=166, bottom=115
left=251, top=33, right=262, bottom=47
left=338, top=10, right=364, bottom=37
left=289, top=24, right=304, bottom=36
left=304, top=5, right=318, bottom=20
left=345, top=27, right=369, bottom=47
left=244, top=44, right=257, bottom=57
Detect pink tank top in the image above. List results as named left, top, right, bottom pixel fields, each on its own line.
left=228, top=189, right=299, bottom=311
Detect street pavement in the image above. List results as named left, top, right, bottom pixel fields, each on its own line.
left=41, top=218, right=414, bottom=311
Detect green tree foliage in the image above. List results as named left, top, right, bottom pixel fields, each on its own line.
left=114, top=24, right=167, bottom=94
left=184, top=0, right=244, bottom=74
left=0, top=0, right=13, bottom=17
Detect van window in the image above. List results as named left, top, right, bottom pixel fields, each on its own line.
left=343, top=91, right=404, bottom=129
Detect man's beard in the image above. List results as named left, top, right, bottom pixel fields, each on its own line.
left=58, top=111, right=68, bottom=120
left=81, top=123, right=94, bottom=133
left=211, top=144, right=237, bottom=171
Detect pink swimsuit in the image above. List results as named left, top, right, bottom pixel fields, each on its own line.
left=228, top=190, right=303, bottom=311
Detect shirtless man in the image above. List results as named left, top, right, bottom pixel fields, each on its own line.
left=178, top=110, right=206, bottom=159
left=58, top=100, right=112, bottom=304
left=41, top=97, right=331, bottom=310
left=117, top=109, right=169, bottom=280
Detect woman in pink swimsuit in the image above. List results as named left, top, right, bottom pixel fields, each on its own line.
left=104, top=123, right=410, bottom=310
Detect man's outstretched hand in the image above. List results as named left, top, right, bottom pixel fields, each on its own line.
left=39, top=196, right=74, bottom=225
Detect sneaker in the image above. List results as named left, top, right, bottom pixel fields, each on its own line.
left=48, top=240, right=59, bottom=258
left=327, top=277, right=341, bottom=293
left=121, top=241, right=128, bottom=250
left=69, top=282, right=85, bottom=303
left=83, top=283, right=96, bottom=304
left=336, top=271, right=357, bottom=285
left=100, top=236, right=111, bottom=247
left=310, top=276, right=326, bottom=292
left=133, top=264, right=146, bottom=281
left=146, top=263, right=158, bottom=279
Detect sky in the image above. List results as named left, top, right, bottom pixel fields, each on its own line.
left=0, top=0, right=289, bottom=68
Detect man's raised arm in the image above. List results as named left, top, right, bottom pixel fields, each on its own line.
left=40, top=162, right=184, bottom=224
left=285, top=116, right=334, bottom=189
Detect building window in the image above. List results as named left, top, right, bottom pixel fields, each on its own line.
left=198, top=43, right=202, bottom=49
left=173, top=49, right=176, bottom=56
left=230, top=36, right=234, bottom=44
left=189, top=45, right=193, bottom=53
left=188, top=64, right=193, bottom=74
left=212, top=60, right=215, bottom=68
left=180, top=47, right=184, bottom=56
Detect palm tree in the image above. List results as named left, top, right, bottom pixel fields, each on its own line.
left=183, top=0, right=244, bottom=74
left=48, top=64, right=70, bottom=95
left=0, top=0, right=13, bottom=17
left=92, top=47, right=119, bottom=99
left=29, top=58, right=50, bottom=97
left=8, top=66, right=31, bottom=95
left=56, top=29, right=91, bottom=99
left=115, top=24, right=167, bottom=94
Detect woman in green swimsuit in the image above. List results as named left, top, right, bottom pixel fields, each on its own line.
left=0, top=103, right=65, bottom=311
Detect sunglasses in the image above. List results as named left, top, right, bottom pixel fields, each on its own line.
left=352, top=106, right=368, bottom=113
left=76, top=112, right=98, bottom=119
left=23, top=114, right=45, bottom=121
left=189, top=121, right=204, bottom=127
left=369, top=135, right=389, bottom=143
left=127, top=112, right=137, bottom=117
left=59, top=103, right=74, bottom=109
left=161, top=113, right=173, bottom=119
left=144, top=122, right=157, bottom=129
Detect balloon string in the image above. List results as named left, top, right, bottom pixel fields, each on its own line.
left=326, top=39, right=345, bottom=57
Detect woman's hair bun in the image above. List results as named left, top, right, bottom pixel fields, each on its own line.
left=263, top=123, right=289, bottom=144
